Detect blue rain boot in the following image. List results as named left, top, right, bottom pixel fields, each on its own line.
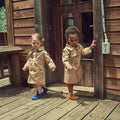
left=32, top=91, right=41, bottom=100
left=41, top=87, right=48, bottom=96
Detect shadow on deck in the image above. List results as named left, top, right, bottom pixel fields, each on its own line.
left=0, top=83, right=120, bottom=120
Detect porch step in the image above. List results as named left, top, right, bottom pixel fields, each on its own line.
left=48, top=83, right=94, bottom=97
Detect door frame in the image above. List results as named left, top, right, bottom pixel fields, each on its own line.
left=34, top=0, right=104, bottom=99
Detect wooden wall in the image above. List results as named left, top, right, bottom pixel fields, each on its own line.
left=5, top=0, right=120, bottom=99
left=6, top=0, right=56, bottom=85
left=6, top=0, right=35, bottom=85
left=104, top=0, right=120, bottom=100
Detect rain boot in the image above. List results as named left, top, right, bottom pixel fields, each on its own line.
left=41, top=87, right=48, bottom=96
left=32, top=91, right=41, bottom=100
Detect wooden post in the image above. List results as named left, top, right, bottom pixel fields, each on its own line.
left=93, top=0, right=104, bottom=99
left=34, top=0, right=44, bottom=35
left=10, top=53, right=21, bottom=86
left=5, top=0, right=14, bottom=46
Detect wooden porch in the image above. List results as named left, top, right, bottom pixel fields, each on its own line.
left=0, top=83, right=119, bottom=120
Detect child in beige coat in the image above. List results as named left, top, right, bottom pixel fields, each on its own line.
left=23, top=33, right=56, bottom=100
left=62, top=26, right=96, bottom=100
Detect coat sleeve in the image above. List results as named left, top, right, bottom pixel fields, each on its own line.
left=81, top=46, right=92, bottom=56
left=23, top=51, right=32, bottom=68
left=24, top=59, right=30, bottom=68
left=44, top=51, right=56, bottom=69
left=62, top=48, right=72, bottom=69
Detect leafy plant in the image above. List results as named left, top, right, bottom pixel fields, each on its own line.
left=0, top=7, right=7, bottom=32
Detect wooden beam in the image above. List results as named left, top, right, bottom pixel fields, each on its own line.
left=5, top=0, right=14, bottom=46
left=93, top=0, right=104, bottom=99
left=34, top=0, right=44, bottom=35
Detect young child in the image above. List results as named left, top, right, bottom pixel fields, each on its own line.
left=23, top=33, right=56, bottom=100
left=62, top=26, right=96, bottom=100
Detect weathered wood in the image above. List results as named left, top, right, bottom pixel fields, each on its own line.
left=0, top=55, right=4, bottom=77
left=105, top=89, right=120, bottom=101
left=106, top=103, right=120, bottom=120
left=81, top=59, right=93, bottom=87
left=105, top=78, right=120, bottom=91
left=14, top=27, right=35, bottom=36
left=105, top=0, right=120, bottom=7
left=48, top=83, right=94, bottom=97
left=14, top=36, right=31, bottom=45
left=107, top=32, right=120, bottom=44
left=104, top=67, right=120, bottom=79
left=106, top=20, right=120, bottom=32
left=34, top=0, right=43, bottom=35
left=110, top=44, right=120, bottom=56
left=60, top=98, right=99, bottom=120
left=0, top=46, right=23, bottom=54
left=104, top=55, right=120, bottom=67
left=14, top=18, right=35, bottom=28
left=83, top=100, right=119, bottom=120
left=15, top=97, right=68, bottom=120
left=105, top=8, right=120, bottom=20
left=10, top=53, right=21, bottom=86
left=0, top=85, right=119, bottom=119
left=37, top=97, right=86, bottom=120
left=93, top=0, right=104, bottom=98
left=13, top=0, right=34, bottom=10
left=13, top=9, right=34, bottom=19
left=0, top=78, right=10, bottom=88
left=5, top=0, right=14, bottom=46
left=77, top=1, right=93, bottom=12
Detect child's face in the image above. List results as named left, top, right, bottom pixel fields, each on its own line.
left=31, top=39, right=42, bottom=50
left=67, top=34, right=79, bottom=47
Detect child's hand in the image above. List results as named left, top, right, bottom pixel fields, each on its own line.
left=22, top=66, right=29, bottom=71
left=89, top=40, right=96, bottom=49
left=51, top=67, right=56, bottom=72
left=69, top=67, right=78, bottom=71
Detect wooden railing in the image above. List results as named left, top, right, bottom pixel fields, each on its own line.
left=0, top=46, right=23, bottom=86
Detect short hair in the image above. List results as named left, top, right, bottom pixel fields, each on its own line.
left=30, top=33, right=45, bottom=42
left=65, top=26, right=80, bottom=38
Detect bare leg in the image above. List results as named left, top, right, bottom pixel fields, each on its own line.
left=66, top=84, right=73, bottom=95
left=36, top=84, right=42, bottom=92
left=66, top=84, right=79, bottom=100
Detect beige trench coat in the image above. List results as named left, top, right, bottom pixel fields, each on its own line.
left=24, top=46, right=56, bottom=85
left=62, top=43, right=92, bottom=84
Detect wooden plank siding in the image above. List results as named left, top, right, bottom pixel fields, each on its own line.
left=7, top=0, right=35, bottom=84
left=104, top=0, right=120, bottom=99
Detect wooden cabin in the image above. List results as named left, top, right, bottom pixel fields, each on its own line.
left=5, top=0, right=120, bottom=100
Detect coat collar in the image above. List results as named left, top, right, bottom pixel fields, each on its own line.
left=31, top=46, right=45, bottom=52
left=28, top=46, right=45, bottom=58
left=65, top=43, right=80, bottom=51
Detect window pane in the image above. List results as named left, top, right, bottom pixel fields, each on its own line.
left=61, top=0, right=73, bottom=5
left=62, top=13, right=74, bottom=47
left=82, top=12, right=93, bottom=59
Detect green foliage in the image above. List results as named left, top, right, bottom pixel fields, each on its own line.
left=0, top=7, right=7, bottom=32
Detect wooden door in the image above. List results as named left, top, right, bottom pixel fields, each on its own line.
left=52, top=0, right=94, bottom=87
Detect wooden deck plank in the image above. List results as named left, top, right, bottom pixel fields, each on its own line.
left=0, top=92, right=67, bottom=120
left=48, top=83, right=94, bottom=97
left=17, top=94, right=68, bottom=120
left=82, top=100, right=119, bottom=120
left=0, top=95, right=50, bottom=120
left=106, top=103, right=120, bottom=120
left=37, top=97, right=86, bottom=120
left=0, top=95, right=33, bottom=116
left=59, top=98, right=100, bottom=120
